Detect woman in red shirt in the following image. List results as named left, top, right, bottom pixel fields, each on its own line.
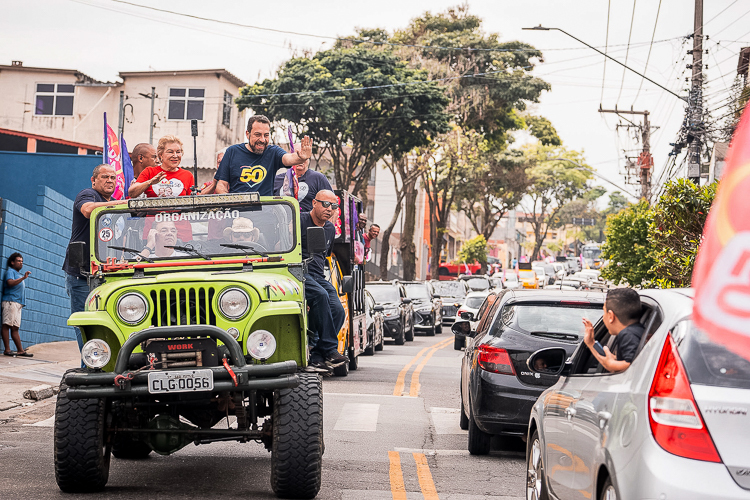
left=128, top=135, right=194, bottom=198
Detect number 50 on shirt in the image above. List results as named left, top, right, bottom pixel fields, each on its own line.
left=239, top=166, right=267, bottom=184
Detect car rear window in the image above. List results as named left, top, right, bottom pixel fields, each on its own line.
left=493, top=302, right=603, bottom=341
left=433, top=282, right=466, bottom=298
left=464, top=278, right=490, bottom=290
left=673, top=320, right=750, bottom=390
left=465, top=296, right=486, bottom=308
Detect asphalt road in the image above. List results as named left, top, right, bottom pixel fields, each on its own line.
left=0, top=333, right=526, bottom=500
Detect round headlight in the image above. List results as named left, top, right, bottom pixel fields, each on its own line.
left=246, top=330, right=276, bottom=360
left=81, top=339, right=111, bottom=369
left=117, top=292, right=148, bottom=325
left=227, top=327, right=240, bottom=339
left=219, top=288, right=250, bottom=320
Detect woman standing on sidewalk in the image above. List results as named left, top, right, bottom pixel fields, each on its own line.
left=2, top=253, right=32, bottom=357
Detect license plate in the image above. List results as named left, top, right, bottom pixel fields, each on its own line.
left=147, top=369, right=214, bottom=394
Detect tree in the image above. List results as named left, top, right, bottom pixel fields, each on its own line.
left=552, top=187, right=607, bottom=244
left=455, top=147, right=530, bottom=241
left=236, top=45, right=451, bottom=201
left=392, top=5, right=550, bottom=147
left=458, top=235, right=488, bottom=273
left=520, top=144, right=592, bottom=260
left=600, top=200, right=655, bottom=287
left=649, top=179, right=717, bottom=288
left=524, top=115, right=562, bottom=146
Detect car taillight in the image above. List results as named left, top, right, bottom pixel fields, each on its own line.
left=648, top=334, right=721, bottom=463
left=477, top=345, right=515, bottom=375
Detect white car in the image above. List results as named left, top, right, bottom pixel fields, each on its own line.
left=501, top=273, right=523, bottom=290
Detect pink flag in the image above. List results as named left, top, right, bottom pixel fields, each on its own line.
left=103, top=113, right=125, bottom=200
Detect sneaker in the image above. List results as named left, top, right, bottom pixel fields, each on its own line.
left=304, top=360, right=331, bottom=373
left=324, top=351, right=349, bottom=368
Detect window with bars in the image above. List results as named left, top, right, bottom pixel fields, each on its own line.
left=222, top=91, right=232, bottom=128
left=35, top=83, right=74, bottom=116
left=168, top=88, right=204, bottom=120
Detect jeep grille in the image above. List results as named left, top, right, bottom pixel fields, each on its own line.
left=149, top=287, right=217, bottom=327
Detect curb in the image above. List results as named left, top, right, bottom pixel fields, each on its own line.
left=23, top=384, right=59, bottom=401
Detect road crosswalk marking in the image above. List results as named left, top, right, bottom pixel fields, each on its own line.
left=429, top=407, right=468, bottom=435
left=23, top=415, right=54, bottom=427
left=333, top=403, right=380, bottom=432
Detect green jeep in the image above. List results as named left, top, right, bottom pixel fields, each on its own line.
left=55, top=193, right=325, bottom=499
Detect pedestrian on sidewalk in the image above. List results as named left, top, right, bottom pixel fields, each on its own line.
left=63, top=164, right=120, bottom=354
left=2, top=252, right=33, bottom=357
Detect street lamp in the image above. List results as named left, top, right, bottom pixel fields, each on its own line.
left=522, top=26, right=686, bottom=102
left=547, top=157, right=640, bottom=199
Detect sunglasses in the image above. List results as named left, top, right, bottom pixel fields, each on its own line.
left=314, top=199, right=339, bottom=209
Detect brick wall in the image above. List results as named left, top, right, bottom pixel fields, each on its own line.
left=0, top=186, right=75, bottom=346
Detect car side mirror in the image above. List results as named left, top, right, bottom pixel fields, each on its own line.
left=433, top=294, right=441, bottom=299
left=451, top=320, right=472, bottom=337
left=374, top=305, right=384, bottom=312
left=68, top=241, right=88, bottom=273
left=341, top=275, right=353, bottom=294
left=459, top=311, right=474, bottom=321
left=527, top=347, right=568, bottom=376
left=402, top=298, right=412, bottom=304
left=306, top=226, right=327, bottom=254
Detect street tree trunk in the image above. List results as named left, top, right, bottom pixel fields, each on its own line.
left=400, top=177, right=418, bottom=280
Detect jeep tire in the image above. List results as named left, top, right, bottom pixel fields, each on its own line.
left=54, top=370, right=111, bottom=493
left=271, top=373, right=323, bottom=499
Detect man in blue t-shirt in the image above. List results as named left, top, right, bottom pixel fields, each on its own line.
left=215, top=115, right=313, bottom=196
left=2, top=252, right=32, bottom=357
left=273, top=156, right=333, bottom=212
left=300, top=189, right=348, bottom=372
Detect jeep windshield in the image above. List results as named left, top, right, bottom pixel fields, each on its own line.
left=94, top=202, right=295, bottom=262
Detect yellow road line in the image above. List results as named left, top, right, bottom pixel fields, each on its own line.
left=413, top=452, right=440, bottom=500
left=393, top=345, right=431, bottom=396
left=408, top=337, right=453, bottom=397
left=388, top=451, right=407, bottom=500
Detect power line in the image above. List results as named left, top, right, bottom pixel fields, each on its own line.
left=712, top=7, right=750, bottom=38
left=617, top=0, right=638, bottom=104
left=633, top=0, right=662, bottom=104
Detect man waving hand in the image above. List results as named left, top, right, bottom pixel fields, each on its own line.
left=215, top=115, right=312, bottom=195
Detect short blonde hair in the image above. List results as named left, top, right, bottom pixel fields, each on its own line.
left=156, top=135, right=183, bottom=159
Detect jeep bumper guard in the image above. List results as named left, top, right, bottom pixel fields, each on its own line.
left=65, top=325, right=299, bottom=399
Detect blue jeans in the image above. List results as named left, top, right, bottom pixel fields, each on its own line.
left=304, top=274, right=345, bottom=361
left=65, top=273, right=89, bottom=361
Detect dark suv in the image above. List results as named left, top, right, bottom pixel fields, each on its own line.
left=365, top=281, right=414, bottom=345
left=402, top=281, right=443, bottom=336
left=431, top=280, right=470, bottom=325
left=456, top=289, right=605, bottom=454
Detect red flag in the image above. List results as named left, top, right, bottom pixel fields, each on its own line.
left=692, top=106, right=750, bottom=361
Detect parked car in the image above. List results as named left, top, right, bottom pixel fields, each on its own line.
left=524, top=289, right=750, bottom=500
left=454, top=290, right=504, bottom=350
left=489, top=277, right=504, bottom=290
left=432, top=280, right=470, bottom=325
left=454, top=290, right=490, bottom=351
left=501, top=273, right=523, bottom=290
left=403, top=281, right=443, bottom=336
left=519, top=269, right=540, bottom=289
left=532, top=266, right=551, bottom=287
left=365, top=281, right=414, bottom=345
left=566, top=256, right=582, bottom=273
left=456, top=290, right=605, bottom=455
left=458, top=275, right=492, bottom=292
left=363, top=289, right=384, bottom=355
left=552, top=262, right=567, bottom=281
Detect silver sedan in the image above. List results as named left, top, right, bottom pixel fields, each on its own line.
left=525, top=288, right=750, bottom=500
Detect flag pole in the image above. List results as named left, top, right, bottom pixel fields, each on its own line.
left=191, top=119, right=198, bottom=195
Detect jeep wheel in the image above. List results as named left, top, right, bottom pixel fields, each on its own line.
left=54, top=370, right=111, bottom=492
left=271, top=373, right=323, bottom=499
left=112, top=434, right=152, bottom=460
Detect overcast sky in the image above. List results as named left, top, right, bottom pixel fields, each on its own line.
left=3, top=0, right=748, bottom=202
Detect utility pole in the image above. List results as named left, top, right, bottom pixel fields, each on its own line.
left=117, top=91, right=125, bottom=140
left=688, top=0, right=703, bottom=183
left=138, top=87, right=158, bottom=145
left=599, top=106, right=654, bottom=201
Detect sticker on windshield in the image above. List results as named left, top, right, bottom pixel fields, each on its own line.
left=100, top=215, right=112, bottom=227
left=98, top=227, right=114, bottom=242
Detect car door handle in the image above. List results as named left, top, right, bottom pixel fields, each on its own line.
left=566, top=407, right=577, bottom=420
left=597, top=411, right=612, bottom=430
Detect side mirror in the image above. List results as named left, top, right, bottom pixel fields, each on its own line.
left=402, top=298, right=412, bottom=304
left=306, top=226, right=327, bottom=254
left=341, top=275, right=354, bottom=295
left=527, top=347, right=568, bottom=376
left=451, top=320, right=472, bottom=337
left=68, top=241, right=88, bottom=273
left=459, top=311, right=474, bottom=321
left=433, top=294, right=441, bottom=299
left=374, top=305, right=384, bottom=312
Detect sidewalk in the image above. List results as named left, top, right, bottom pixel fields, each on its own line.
left=0, top=341, right=80, bottom=413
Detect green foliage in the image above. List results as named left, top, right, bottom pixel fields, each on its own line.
left=236, top=45, right=451, bottom=198
left=600, top=200, right=655, bottom=287
left=458, top=235, right=488, bottom=266
left=649, top=179, right=717, bottom=288
left=524, top=115, right=562, bottom=146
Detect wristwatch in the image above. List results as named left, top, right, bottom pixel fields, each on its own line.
left=145, top=246, right=155, bottom=253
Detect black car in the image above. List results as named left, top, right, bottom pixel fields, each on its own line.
left=365, top=281, right=414, bottom=345
left=456, top=289, right=605, bottom=455
left=363, top=289, right=385, bottom=355
left=402, top=281, right=443, bottom=336
left=431, top=280, right=470, bottom=325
